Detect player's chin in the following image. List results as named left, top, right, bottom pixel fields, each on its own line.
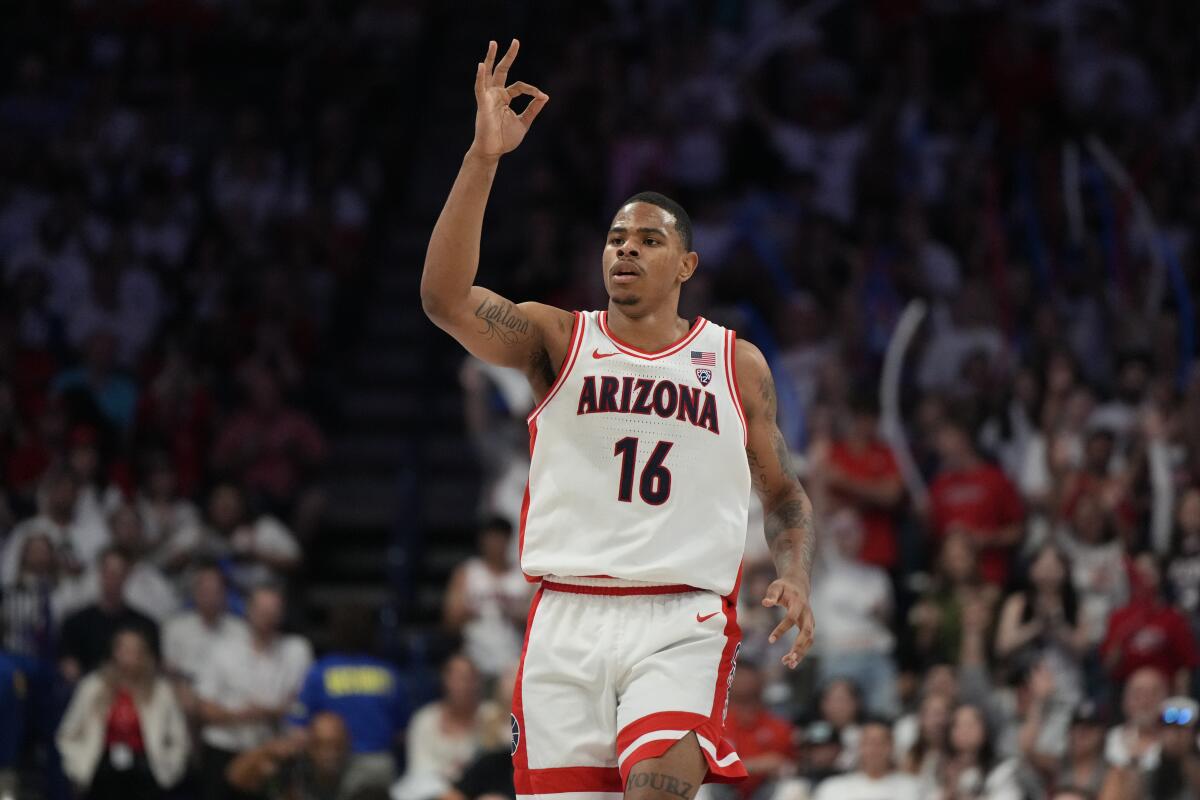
left=609, top=291, right=641, bottom=307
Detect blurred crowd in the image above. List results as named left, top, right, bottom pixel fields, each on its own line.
left=4, top=1, right=1200, bottom=800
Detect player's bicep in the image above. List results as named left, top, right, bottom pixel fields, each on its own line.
left=736, top=340, right=797, bottom=501
left=426, top=285, right=547, bottom=371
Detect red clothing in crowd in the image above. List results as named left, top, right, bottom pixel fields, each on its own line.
left=829, top=439, right=902, bottom=569
left=928, top=464, right=1023, bottom=585
left=1099, top=599, right=1200, bottom=685
left=212, top=407, right=326, bottom=501
left=105, top=688, right=146, bottom=752
left=722, top=707, right=795, bottom=799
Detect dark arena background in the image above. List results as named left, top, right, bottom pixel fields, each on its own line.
left=2, top=1, right=1200, bottom=799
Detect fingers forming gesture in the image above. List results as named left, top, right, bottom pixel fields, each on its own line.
left=472, top=39, right=549, bottom=158
left=763, top=578, right=816, bottom=670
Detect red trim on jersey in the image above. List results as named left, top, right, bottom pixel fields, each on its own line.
left=527, top=311, right=584, bottom=424
left=724, top=330, right=748, bottom=446
left=541, top=580, right=699, bottom=596
left=598, top=311, right=708, bottom=360
left=514, top=766, right=623, bottom=795
left=517, top=418, right=538, bottom=583
left=616, top=711, right=709, bottom=756
left=710, top=596, right=741, bottom=722
left=511, top=586, right=544, bottom=783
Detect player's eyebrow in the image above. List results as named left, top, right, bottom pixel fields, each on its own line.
left=608, top=226, right=669, bottom=238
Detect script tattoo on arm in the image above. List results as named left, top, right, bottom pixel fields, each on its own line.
left=473, top=297, right=530, bottom=344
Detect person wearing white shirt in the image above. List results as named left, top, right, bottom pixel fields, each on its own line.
left=162, top=564, right=247, bottom=697
left=1104, top=667, right=1167, bottom=772
left=810, top=509, right=898, bottom=716
left=194, top=585, right=311, bottom=800
left=814, top=719, right=919, bottom=800
left=1, top=467, right=105, bottom=586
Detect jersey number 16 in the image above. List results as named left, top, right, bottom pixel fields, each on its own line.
left=613, top=437, right=674, bottom=505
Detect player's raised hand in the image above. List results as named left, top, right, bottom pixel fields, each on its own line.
left=763, top=578, right=816, bottom=670
left=471, top=39, right=548, bottom=159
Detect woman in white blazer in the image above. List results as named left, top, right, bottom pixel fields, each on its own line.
left=56, top=625, right=190, bottom=799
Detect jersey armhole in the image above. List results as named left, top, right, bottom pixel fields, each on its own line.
left=724, top=329, right=748, bottom=446
left=527, top=311, right=584, bottom=424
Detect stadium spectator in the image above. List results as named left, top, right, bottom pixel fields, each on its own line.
left=161, top=563, right=247, bottom=713
left=393, top=654, right=496, bottom=800
left=58, top=547, right=159, bottom=681
left=0, top=641, right=29, bottom=798
left=810, top=508, right=898, bottom=715
left=1043, top=703, right=1109, bottom=800
left=441, top=516, right=530, bottom=678
left=895, top=690, right=952, bottom=785
left=57, top=503, right=180, bottom=624
left=51, top=331, right=139, bottom=434
left=170, top=482, right=301, bottom=595
left=227, top=712, right=354, bottom=800
left=908, top=533, right=999, bottom=669
left=812, top=718, right=919, bottom=800
left=288, top=605, right=407, bottom=793
left=1057, top=492, right=1130, bottom=649
left=814, top=392, right=904, bottom=570
left=932, top=703, right=1020, bottom=800
left=1099, top=553, right=1199, bottom=692
left=211, top=365, right=326, bottom=523
left=134, top=453, right=201, bottom=573
left=1, top=465, right=99, bottom=585
left=993, top=546, right=1087, bottom=701
left=812, top=678, right=862, bottom=772
left=55, top=626, right=189, bottom=798
left=194, top=584, right=312, bottom=800
left=1166, top=486, right=1200, bottom=620
left=926, top=416, right=1024, bottom=587
left=1104, top=667, right=1168, bottom=772
left=721, top=661, right=796, bottom=799
left=1, top=531, right=63, bottom=661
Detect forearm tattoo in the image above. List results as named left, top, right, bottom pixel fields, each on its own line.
left=626, top=772, right=695, bottom=799
left=474, top=297, right=529, bottom=344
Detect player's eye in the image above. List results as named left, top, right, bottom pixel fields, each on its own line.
left=610, top=237, right=623, bottom=245
left=644, top=238, right=658, bottom=245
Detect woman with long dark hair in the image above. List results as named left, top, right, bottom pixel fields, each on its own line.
left=994, top=545, right=1087, bottom=701
left=56, top=626, right=189, bottom=800
left=933, top=703, right=1020, bottom=800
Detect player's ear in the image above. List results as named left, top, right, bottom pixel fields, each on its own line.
left=678, top=251, right=699, bottom=284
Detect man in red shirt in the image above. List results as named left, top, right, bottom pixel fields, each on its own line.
left=1100, top=552, right=1200, bottom=694
left=721, top=662, right=796, bottom=799
left=824, top=393, right=905, bottom=570
left=927, top=416, right=1024, bottom=586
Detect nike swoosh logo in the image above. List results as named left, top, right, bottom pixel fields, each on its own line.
left=696, top=611, right=719, bottom=623
left=592, top=349, right=619, bottom=359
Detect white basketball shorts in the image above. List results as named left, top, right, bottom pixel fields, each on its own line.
left=511, top=578, right=747, bottom=800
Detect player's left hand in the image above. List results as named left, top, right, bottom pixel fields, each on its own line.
left=763, top=579, right=815, bottom=670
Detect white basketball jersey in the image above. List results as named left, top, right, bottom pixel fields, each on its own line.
left=519, top=310, right=751, bottom=596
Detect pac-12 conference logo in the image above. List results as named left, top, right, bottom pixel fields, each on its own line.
left=510, top=713, right=520, bottom=755
left=695, top=368, right=712, bottom=386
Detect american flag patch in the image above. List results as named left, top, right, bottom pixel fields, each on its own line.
left=691, top=350, right=716, bottom=366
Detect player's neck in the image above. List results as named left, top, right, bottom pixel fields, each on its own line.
left=605, top=304, right=691, bottom=352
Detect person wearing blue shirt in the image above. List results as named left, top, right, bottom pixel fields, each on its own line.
left=0, top=647, right=31, bottom=797
left=288, top=606, right=408, bottom=795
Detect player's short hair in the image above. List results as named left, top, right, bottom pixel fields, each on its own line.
left=619, top=191, right=693, bottom=251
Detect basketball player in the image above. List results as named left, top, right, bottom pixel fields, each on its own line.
left=421, top=40, right=817, bottom=800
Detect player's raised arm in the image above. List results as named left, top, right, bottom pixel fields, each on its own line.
left=420, top=40, right=571, bottom=385
left=736, top=339, right=817, bottom=670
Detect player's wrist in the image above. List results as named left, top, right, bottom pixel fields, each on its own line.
left=465, top=144, right=502, bottom=165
